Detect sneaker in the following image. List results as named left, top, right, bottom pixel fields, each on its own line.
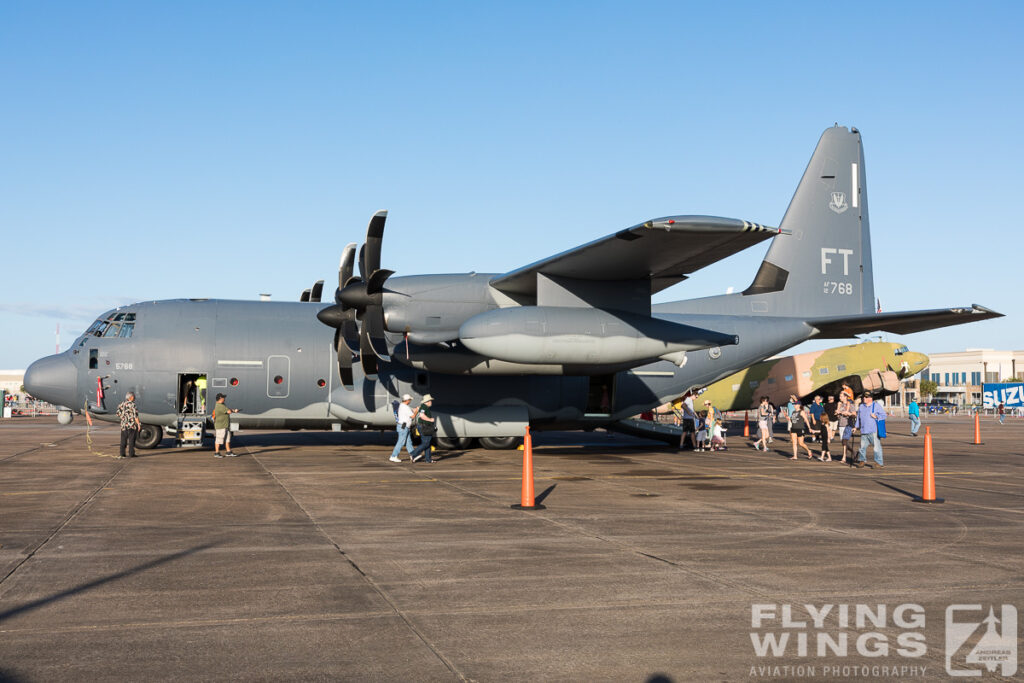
left=388, top=456, right=401, bottom=463
left=874, top=463, right=885, bottom=469
left=855, top=461, right=865, bottom=468
left=215, top=453, right=224, bottom=458
left=412, top=454, right=424, bottom=462
left=225, top=452, right=239, bottom=457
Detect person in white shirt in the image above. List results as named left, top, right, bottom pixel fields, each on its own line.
left=389, top=394, right=416, bottom=463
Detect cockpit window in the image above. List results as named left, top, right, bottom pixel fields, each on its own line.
left=894, top=345, right=908, bottom=355
left=89, top=311, right=136, bottom=337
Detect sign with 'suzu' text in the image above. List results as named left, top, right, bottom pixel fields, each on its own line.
left=982, top=383, right=1024, bottom=409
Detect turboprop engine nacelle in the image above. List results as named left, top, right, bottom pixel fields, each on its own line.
left=458, top=306, right=737, bottom=366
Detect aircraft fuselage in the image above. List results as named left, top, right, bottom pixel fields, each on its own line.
left=28, top=295, right=815, bottom=437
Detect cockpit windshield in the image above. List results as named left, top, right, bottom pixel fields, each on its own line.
left=86, top=312, right=136, bottom=339
left=894, top=345, right=909, bottom=355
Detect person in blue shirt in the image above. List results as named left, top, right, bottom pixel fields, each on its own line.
left=908, top=398, right=921, bottom=436
left=855, top=394, right=887, bottom=468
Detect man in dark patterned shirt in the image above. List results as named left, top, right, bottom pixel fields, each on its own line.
left=116, top=392, right=142, bottom=458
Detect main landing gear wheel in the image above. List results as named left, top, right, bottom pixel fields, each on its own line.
left=478, top=436, right=520, bottom=450
left=136, top=424, right=164, bottom=449
left=435, top=437, right=475, bottom=450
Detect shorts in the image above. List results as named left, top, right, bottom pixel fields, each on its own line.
left=215, top=428, right=229, bottom=445
left=829, top=420, right=839, bottom=431
left=683, top=419, right=695, bottom=433
left=842, top=426, right=853, bottom=441
left=791, top=425, right=808, bottom=437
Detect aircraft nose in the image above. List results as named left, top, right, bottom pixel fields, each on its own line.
left=24, top=354, right=78, bottom=408
left=904, top=352, right=930, bottom=376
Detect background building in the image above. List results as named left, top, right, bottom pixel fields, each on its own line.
left=1, top=370, right=26, bottom=398
left=919, top=349, right=1024, bottom=406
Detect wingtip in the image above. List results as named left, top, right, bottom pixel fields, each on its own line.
left=971, top=304, right=1004, bottom=317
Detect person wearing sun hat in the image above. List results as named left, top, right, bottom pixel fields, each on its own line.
left=410, top=394, right=438, bottom=463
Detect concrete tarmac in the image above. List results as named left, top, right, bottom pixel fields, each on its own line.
left=0, top=416, right=1022, bottom=681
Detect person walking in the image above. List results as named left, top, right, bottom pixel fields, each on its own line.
left=810, top=395, right=832, bottom=461
left=807, top=395, right=823, bottom=447
left=788, top=401, right=814, bottom=460
left=785, top=394, right=797, bottom=434
left=908, top=398, right=921, bottom=436
left=754, top=395, right=772, bottom=451
left=998, top=402, right=1006, bottom=425
left=854, top=393, right=886, bottom=469
left=116, top=392, right=142, bottom=458
left=675, top=395, right=698, bottom=451
left=410, top=394, right=437, bottom=463
left=837, top=393, right=857, bottom=463
left=390, top=394, right=416, bottom=463
left=212, top=393, right=240, bottom=457
left=824, top=394, right=839, bottom=443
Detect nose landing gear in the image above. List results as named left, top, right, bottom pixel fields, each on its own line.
left=136, top=424, right=163, bottom=449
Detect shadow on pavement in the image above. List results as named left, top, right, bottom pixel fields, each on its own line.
left=534, top=484, right=557, bottom=505
left=876, top=481, right=918, bottom=499
left=0, top=543, right=217, bottom=623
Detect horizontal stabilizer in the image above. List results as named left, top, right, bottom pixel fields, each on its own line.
left=809, top=304, right=1003, bottom=338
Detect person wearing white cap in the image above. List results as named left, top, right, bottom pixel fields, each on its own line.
left=410, top=394, right=437, bottom=463
left=389, top=394, right=416, bottom=462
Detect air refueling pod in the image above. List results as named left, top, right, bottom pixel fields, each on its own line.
left=458, top=306, right=737, bottom=366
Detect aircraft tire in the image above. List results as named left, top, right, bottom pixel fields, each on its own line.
left=136, top=424, right=164, bottom=449
left=435, top=437, right=475, bottom=450
left=479, top=436, right=520, bottom=450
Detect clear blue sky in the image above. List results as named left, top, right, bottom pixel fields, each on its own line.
left=2, top=1, right=1021, bottom=370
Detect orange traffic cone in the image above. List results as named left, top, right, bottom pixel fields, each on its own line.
left=511, top=426, right=545, bottom=510
left=971, top=412, right=982, bottom=445
left=914, top=426, right=944, bottom=503
left=743, top=411, right=750, bottom=438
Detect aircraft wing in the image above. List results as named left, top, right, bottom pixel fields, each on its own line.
left=490, top=216, right=786, bottom=296
left=808, top=304, right=1003, bottom=338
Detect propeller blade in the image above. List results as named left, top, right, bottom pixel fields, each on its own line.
left=300, top=289, right=311, bottom=302
left=342, top=317, right=360, bottom=354
left=336, top=332, right=354, bottom=390
left=333, top=329, right=354, bottom=390
left=366, top=269, right=394, bottom=296
left=359, top=324, right=379, bottom=380
left=365, top=306, right=391, bottom=361
left=310, top=280, right=324, bottom=303
left=358, top=244, right=367, bottom=281
left=362, top=210, right=387, bottom=279
left=338, top=243, right=357, bottom=301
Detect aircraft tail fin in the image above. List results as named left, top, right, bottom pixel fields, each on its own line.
left=743, top=125, right=874, bottom=317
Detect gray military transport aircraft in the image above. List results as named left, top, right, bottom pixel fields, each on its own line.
left=24, top=126, right=1001, bottom=450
